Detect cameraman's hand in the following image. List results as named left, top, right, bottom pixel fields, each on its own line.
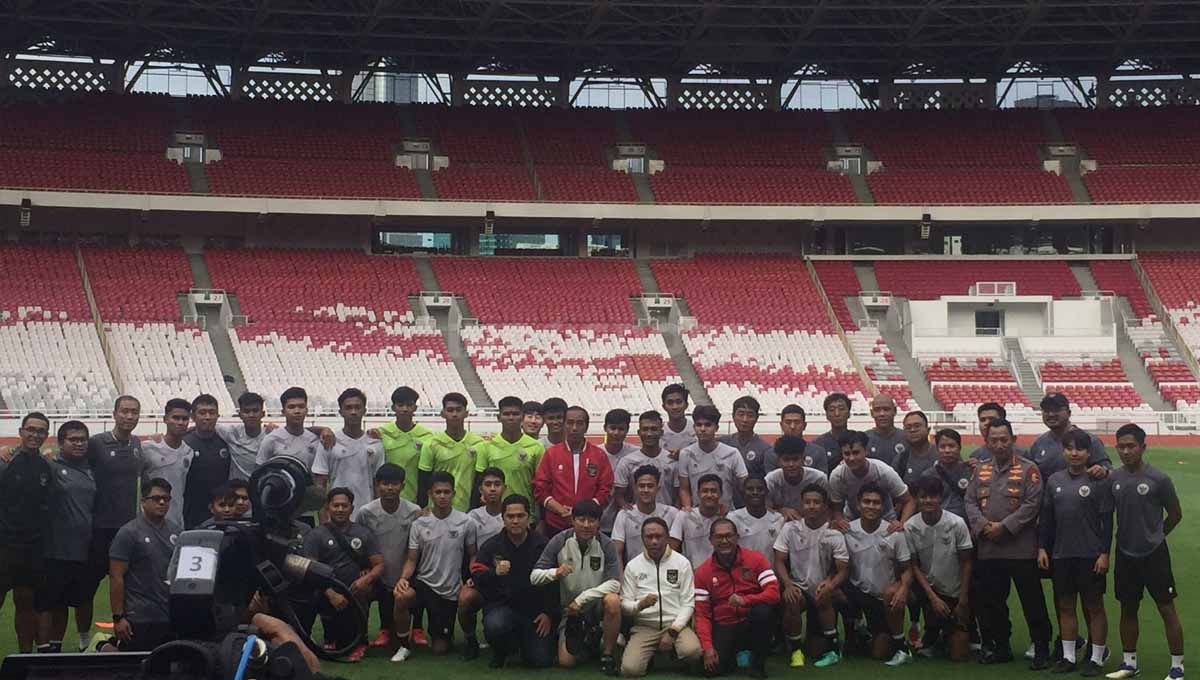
left=326, top=590, right=349, bottom=611
left=114, top=619, right=133, bottom=643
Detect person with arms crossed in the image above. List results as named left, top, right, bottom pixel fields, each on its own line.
left=773, top=484, right=850, bottom=669
left=721, top=396, right=776, bottom=476
left=660, top=384, right=697, bottom=456
left=679, top=405, right=748, bottom=512
left=838, top=484, right=914, bottom=666
left=670, top=475, right=727, bottom=569
left=727, top=475, right=785, bottom=564
left=312, top=388, right=384, bottom=522
left=533, top=406, right=614, bottom=538
left=694, top=517, right=780, bottom=679
left=353, top=463, right=422, bottom=650
left=600, top=408, right=639, bottom=533
left=764, top=435, right=829, bottom=522
left=418, top=392, right=485, bottom=512
left=459, top=466, right=508, bottom=659
left=1105, top=424, right=1185, bottom=680
left=0, top=413, right=54, bottom=653
left=218, top=391, right=271, bottom=481
left=391, top=471, right=476, bottom=662
left=104, top=478, right=181, bottom=652
left=965, top=417, right=1052, bottom=668
left=828, top=430, right=915, bottom=532
left=612, top=465, right=680, bottom=566
left=36, top=421, right=95, bottom=653
left=1039, top=429, right=1114, bottom=675
left=613, top=411, right=679, bottom=515
left=471, top=494, right=555, bottom=669
left=142, top=398, right=195, bottom=528
left=922, top=428, right=973, bottom=519
left=474, top=396, right=544, bottom=511
left=810, top=393, right=851, bottom=473
left=904, top=476, right=974, bottom=661
left=530, top=500, right=623, bottom=674
left=301, top=487, right=384, bottom=662
left=374, top=386, right=433, bottom=504
left=619, top=517, right=702, bottom=677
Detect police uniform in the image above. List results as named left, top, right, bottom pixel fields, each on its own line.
left=964, top=453, right=1051, bottom=658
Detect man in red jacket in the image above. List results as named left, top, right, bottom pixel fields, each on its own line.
left=694, top=518, right=780, bottom=678
left=533, top=406, right=614, bottom=537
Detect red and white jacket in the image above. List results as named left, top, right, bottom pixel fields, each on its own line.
left=693, top=547, right=780, bottom=650
left=533, top=441, right=614, bottom=531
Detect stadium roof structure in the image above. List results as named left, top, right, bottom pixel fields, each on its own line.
left=4, top=0, right=1200, bottom=82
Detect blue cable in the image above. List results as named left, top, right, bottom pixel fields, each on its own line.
left=233, top=634, right=258, bottom=680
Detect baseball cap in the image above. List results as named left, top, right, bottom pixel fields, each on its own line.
left=1040, top=393, right=1069, bottom=411
left=571, top=499, right=602, bottom=519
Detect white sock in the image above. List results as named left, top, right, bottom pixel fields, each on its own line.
left=1063, top=639, right=1077, bottom=664
left=1092, top=645, right=1107, bottom=665
left=1123, top=651, right=1138, bottom=668
left=1170, top=655, right=1184, bottom=671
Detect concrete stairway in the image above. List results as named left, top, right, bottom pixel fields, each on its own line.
left=873, top=313, right=939, bottom=411
left=1113, top=300, right=1171, bottom=411
left=1069, top=261, right=1100, bottom=291
left=435, top=302, right=494, bottom=409
left=635, top=259, right=661, bottom=294
left=184, top=251, right=246, bottom=401
left=412, top=254, right=442, bottom=291
left=853, top=263, right=881, bottom=292
left=1003, top=337, right=1044, bottom=405
left=660, top=323, right=711, bottom=406
left=185, top=164, right=210, bottom=194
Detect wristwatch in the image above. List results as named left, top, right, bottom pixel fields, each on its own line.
left=111, top=613, right=125, bottom=622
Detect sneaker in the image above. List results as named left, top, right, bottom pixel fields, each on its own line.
left=345, top=644, right=367, bottom=663
left=389, top=647, right=412, bottom=663
left=908, top=626, right=922, bottom=650
left=737, top=650, right=752, bottom=668
left=917, top=646, right=937, bottom=659
left=1105, top=664, right=1140, bottom=680
left=462, top=637, right=480, bottom=660
left=488, top=652, right=506, bottom=669
left=1052, top=660, right=1078, bottom=674
left=369, top=630, right=392, bottom=648
left=1026, top=644, right=1038, bottom=660
left=790, top=649, right=806, bottom=668
left=1163, top=668, right=1184, bottom=680
left=1081, top=661, right=1104, bottom=677
left=814, top=650, right=842, bottom=668
left=979, top=646, right=1015, bottom=665
left=1032, top=653, right=1052, bottom=671
left=599, top=653, right=618, bottom=677
left=885, top=649, right=914, bottom=667
left=411, top=628, right=429, bottom=647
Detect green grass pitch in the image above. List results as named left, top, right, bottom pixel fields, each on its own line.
left=1, top=447, right=1195, bottom=680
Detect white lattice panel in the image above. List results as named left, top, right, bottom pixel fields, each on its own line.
left=243, top=76, right=336, bottom=102
left=8, top=62, right=108, bottom=92
left=1100, top=80, right=1200, bottom=108
left=461, top=82, right=557, bottom=108
left=676, top=84, right=773, bottom=110
left=882, top=83, right=993, bottom=110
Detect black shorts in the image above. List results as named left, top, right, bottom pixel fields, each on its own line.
left=35, top=559, right=93, bottom=611
left=412, top=580, right=458, bottom=641
left=0, top=543, right=45, bottom=593
left=841, top=585, right=890, bottom=634
left=1051, top=557, right=1107, bottom=599
left=86, top=528, right=121, bottom=594
left=115, top=620, right=175, bottom=652
left=909, top=588, right=966, bottom=629
left=1115, top=543, right=1177, bottom=605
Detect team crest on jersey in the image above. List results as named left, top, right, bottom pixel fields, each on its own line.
left=1055, top=487, right=1062, bottom=494
left=449, top=530, right=459, bottom=538
left=219, top=448, right=229, bottom=459
left=746, top=451, right=757, bottom=461
left=39, top=473, right=48, bottom=487
left=60, top=469, right=67, bottom=476
left=805, top=456, right=814, bottom=466
left=741, top=567, right=753, bottom=580
left=769, top=527, right=778, bottom=537
left=350, top=537, right=363, bottom=550
left=590, top=556, right=602, bottom=571
left=1137, top=483, right=1150, bottom=496
left=895, top=443, right=905, bottom=454
left=716, top=463, right=726, bottom=472
left=586, top=463, right=598, bottom=477
left=958, top=478, right=969, bottom=490
left=518, top=451, right=528, bottom=462
left=1078, top=485, right=1091, bottom=498
left=327, top=539, right=336, bottom=547
left=169, top=534, right=178, bottom=545
left=468, top=448, right=477, bottom=458
left=666, top=569, right=679, bottom=585
left=1114, top=483, right=1121, bottom=492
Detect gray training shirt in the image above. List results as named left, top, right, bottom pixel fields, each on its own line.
left=896, top=447, right=938, bottom=487
left=88, top=432, right=144, bottom=530
left=1027, top=428, right=1111, bottom=478
left=140, top=439, right=194, bottom=529
left=1109, top=464, right=1180, bottom=558
left=353, top=497, right=422, bottom=587
left=845, top=518, right=911, bottom=598
left=809, top=432, right=842, bottom=473
left=217, top=423, right=266, bottom=481
left=1040, top=470, right=1114, bottom=560
left=764, top=468, right=829, bottom=512
left=904, top=510, right=973, bottom=598
left=46, top=456, right=96, bottom=562
left=109, top=516, right=181, bottom=624
left=867, top=427, right=909, bottom=466
left=922, top=461, right=972, bottom=520
left=409, top=510, right=475, bottom=599
left=828, top=459, right=909, bottom=521
left=720, top=433, right=776, bottom=476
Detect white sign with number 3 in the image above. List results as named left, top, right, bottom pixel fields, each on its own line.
left=176, top=546, right=218, bottom=581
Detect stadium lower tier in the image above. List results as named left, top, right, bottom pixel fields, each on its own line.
left=105, top=322, right=234, bottom=415
left=0, top=321, right=117, bottom=412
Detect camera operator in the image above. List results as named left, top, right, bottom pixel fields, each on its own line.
left=103, top=478, right=181, bottom=652
left=301, top=487, right=383, bottom=663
